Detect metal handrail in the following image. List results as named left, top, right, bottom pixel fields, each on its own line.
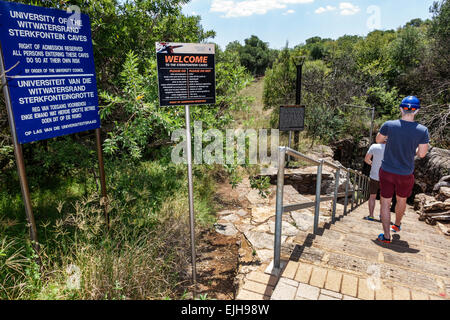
left=273, top=146, right=370, bottom=271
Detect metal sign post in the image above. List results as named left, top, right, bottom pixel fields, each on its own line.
left=0, top=47, right=39, bottom=253
left=184, top=105, right=197, bottom=296
left=95, top=128, right=109, bottom=228
left=155, top=42, right=215, bottom=298
left=0, top=1, right=108, bottom=251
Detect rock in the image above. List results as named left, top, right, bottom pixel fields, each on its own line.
left=415, top=147, right=450, bottom=194
left=433, top=175, right=450, bottom=192
left=237, top=209, right=248, bottom=217
left=268, top=221, right=299, bottom=236
left=255, top=249, right=274, bottom=263
left=234, top=218, right=252, bottom=234
left=291, top=210, right=314, bottom=231
left=423, top=199, right=450, bottom=212
left=244, top=230, right=286, bottom=250
left=215, top=222, right=238, bottom=236
left=437, top=186, right=450, bottom=202
left=221, top=213, right=240, bottom=223
left=437, top=222, right=450, bottom=236
left=217, top=210, right=235, bottom=216
left=246, top=188, right=270, bottom=206
left=414, top=193, right=435, bottom=211
left=251, top=223, right=270, bottom=233
left=330, top=137, right=363, bottom=169
left=358, top=137, right=370, bottom=150
left=259, top=166, right=335, bottom=195
left=251, top=207, right=274, bottom=224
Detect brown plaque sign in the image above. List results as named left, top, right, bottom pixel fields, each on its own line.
left=279, top=105, right=305, bottom=131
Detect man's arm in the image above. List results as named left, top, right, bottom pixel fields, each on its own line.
left=416, top=143, right=429, bottom=158
left=376, top=133, right=387, bottom=144
left=364, top=153, right=373, bottom=166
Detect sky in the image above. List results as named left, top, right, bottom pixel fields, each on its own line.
left=182, top=0, right=437, bottom=50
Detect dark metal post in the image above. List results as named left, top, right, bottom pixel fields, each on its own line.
left=313, top=160, right=324, bottom=235
left=296, top=64, right=303, bottom=105
left=95, top=128, right=109, bottom=228
left=185, top=105, right=197, bottom=296
left=350, top=170, right=355, bottom=211
left=274, top=147, right=286, bottom=270
left=0, top=46, right=39, bottom=253
left=287, top=131, right=292, bottom=163
left=332, top=168, right=340, bottom=223
left=293, top=63, right=303, bottom=154
left=357, top=173, right=362, bottom=205
left=343, top=169, right=350, bottom=215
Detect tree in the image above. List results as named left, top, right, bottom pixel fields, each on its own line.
left=232, top=35, right=275, bottom=76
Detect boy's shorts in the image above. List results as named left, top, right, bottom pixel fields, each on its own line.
left=369, top=178, right=380, bottom=195
left=379, top=168, right=414, bottom=199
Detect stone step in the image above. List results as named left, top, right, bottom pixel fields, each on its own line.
left=300, top=207, right=449, bottom=256
left=289, top=230, right=450, bottom=279
left=330, top=218, right=450, bottom=250
left=348, top=203, right=430, bottom=222
left=337, top=210, right=441, bottom=235
left=346, top=202, right=431, bottom=225
left=280, top=242, right=445, bottom=296
left=294, top=227, right=448, bottom=266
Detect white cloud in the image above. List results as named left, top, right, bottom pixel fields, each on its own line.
left=314, top=5, right=336, bottom=14
left=210, top=0, right=314, bottom=18
left=339, top=2, right=360, bottom=15
left=283, top=9, right=295, bottom=15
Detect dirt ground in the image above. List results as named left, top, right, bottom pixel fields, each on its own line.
left=195, top=229, right=239, bottom=300
left=193, top=177, right=254, bottom=300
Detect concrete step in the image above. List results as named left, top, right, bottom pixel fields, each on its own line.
left=269, top=259, right=445, bottom=300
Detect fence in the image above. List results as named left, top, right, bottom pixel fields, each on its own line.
left=273, top=146, right=370, bottom=270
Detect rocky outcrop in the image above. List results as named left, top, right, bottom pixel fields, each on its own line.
left=414, top=183, right=450, bottom=229
left=415, top=147, right=450, bottom=194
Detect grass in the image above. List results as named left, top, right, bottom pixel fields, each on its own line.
left=233, top=77, right=272, bottom=129
left=0, top=157, right=219, bottom=300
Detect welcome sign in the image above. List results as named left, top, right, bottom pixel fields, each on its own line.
left=156, top=42, right=215, bottom=106
left=0, top=0, right=101, bottom=144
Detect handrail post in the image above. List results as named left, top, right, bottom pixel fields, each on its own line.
left=364, top=176, right=369, bottom=201
left=313, top=159, right=324, bottom=235
left=357, top=173, right=362, bottom=206
left=274, top=146, right=286, bottom=270
left=350, top=171, right=355, bottom=211
left=360, top=174, right=364, bottom=205
left=362, top=176, right=366, bottom=202
left=332, top=168, right=340, bottom=223
left=344, top=169, right=350, bottom=215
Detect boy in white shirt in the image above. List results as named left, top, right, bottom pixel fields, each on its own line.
left=364, top=139, right=386, bottom=221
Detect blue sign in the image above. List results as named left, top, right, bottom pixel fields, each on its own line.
left=0, top=0, right=100, bottom=144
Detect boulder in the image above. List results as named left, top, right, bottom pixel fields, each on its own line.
left=437, top=186, right=450, bottom=202
left=414, top=193, right=450, bottom=213
left=214, top=222, right=238, bottom=236
left=415, top=147, right=450, bottom=194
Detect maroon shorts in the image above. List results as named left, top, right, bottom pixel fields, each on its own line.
left=379, top=168, right=414, bottom=199
left=369, top=179, right=380, bottom=195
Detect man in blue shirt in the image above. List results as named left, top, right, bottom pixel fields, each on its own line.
left=375, top=96, right=430, bottom=243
